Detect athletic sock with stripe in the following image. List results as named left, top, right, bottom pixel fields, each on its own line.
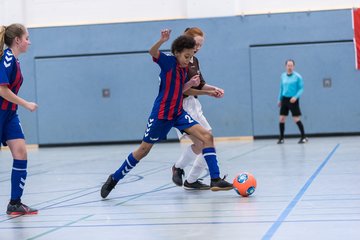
left=113, top=153, right=139, bottom=181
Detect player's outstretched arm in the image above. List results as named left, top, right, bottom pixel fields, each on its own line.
left=149, top=29, right=171, bottom=59
left=202, top=84, right=224, bottom=98
left=183, top=88, right=215, bottom=97
left=184, top=84, right=224, bottom=98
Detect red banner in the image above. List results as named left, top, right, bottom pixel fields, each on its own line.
left=353, top=8, right=360, bottom=70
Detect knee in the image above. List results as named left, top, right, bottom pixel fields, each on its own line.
left=191, top=143, right=203, bottom=155
left=13, top=147, right=27, bottom=160
left=202, top=131, right=214, bottom=145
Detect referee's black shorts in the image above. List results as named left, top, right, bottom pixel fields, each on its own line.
left=279, top=97, right=301, bottom=116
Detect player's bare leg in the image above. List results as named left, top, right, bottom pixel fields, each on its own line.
left=101, top=142, right=154, bottom=198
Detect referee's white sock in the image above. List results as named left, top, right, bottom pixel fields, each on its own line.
left=175, top=145, right=197, bottom=169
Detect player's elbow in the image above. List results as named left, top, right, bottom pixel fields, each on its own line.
left=149, top=49, right=159, bottom=59
left=0, top=85, right=9, bottom=97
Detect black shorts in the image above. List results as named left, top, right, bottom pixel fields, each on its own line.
left=280, top=97, right=302, bottom=116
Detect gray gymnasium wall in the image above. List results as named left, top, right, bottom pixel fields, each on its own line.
left=18, top=9, right=360, bottom=145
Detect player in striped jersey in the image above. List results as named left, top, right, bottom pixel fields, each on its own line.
left=0, top=24, right=38, bottom=215
left=101, top=29, right=233, bottom=198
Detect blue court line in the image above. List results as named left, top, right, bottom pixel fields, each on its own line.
left=140, top=165, right=174, bottom=177
left=0, top=170, right=48, bottom=183
left=0, top=165, right=173, bottom=220
left=261, top=144, right=340, bottom=240
left=115, top=183, right=175, bottom=206
left=2, top=218, right=359, bottom=231
left=31, top=174, right=143, bottom=210
left=26, top=214, right=93, bottom=240
left=39, top=184, right=172, bottom=210
left=0, top=164, right=166, bottom=218
left=225, top=144, right=270, bottom=162
left=35, top=167, right=171, bottom=210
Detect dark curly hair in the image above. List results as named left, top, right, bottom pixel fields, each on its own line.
left=171, top=35, right=195, bottom=54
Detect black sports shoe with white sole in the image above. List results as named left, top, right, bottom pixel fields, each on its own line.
left=210, top=176, right=233, bottom=191
left=183, top=179, right=210, bottom=190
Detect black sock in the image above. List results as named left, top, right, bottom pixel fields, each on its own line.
left=296, top=121, right=305, bottom=138
left=279, top=123, right=285, bottom=139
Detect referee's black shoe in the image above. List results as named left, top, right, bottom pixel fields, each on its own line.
left=298, top=137, right=308, bottom=144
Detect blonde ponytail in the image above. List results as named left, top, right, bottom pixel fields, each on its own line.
left=0, top=24, right=26, bottom=58
left=0, top=26, right=6, bottom=58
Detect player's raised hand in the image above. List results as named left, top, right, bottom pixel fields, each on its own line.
left=149, top=29, right=172, bottom=58
left=160, top=29, right=171, bottom=42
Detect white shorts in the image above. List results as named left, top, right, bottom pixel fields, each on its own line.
left=176, top=96, right=212, bottom=140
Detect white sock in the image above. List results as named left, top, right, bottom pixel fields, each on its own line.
left=186, top=155, right=207, bottom=183
left=175, top=145, right=198, bottom=169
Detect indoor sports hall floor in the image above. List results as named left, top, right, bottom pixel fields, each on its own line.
left=0, top=136, right=359, bottom=240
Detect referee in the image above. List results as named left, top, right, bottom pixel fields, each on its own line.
left=277, top=59, right=308, bottom=144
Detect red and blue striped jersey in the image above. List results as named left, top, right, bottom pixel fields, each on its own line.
left=0, top=48, right=23, bottom=111
left=150, top=51, right=188, bottom=120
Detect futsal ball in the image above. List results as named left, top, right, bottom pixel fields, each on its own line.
left=233, top=172, right=257, bottom=197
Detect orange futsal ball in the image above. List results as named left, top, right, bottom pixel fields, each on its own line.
left=233, top=172, right=257, bottom=197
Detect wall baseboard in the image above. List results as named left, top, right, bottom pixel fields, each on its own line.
left=0, top=144, right=39, bottom=151
left=180, top=136, right=254, bottom=144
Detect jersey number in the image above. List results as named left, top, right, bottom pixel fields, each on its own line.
left=185, top=115, right=194, bottom=124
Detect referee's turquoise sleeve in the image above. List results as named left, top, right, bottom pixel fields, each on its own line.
left=294, top=75, right=304, bottom=99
